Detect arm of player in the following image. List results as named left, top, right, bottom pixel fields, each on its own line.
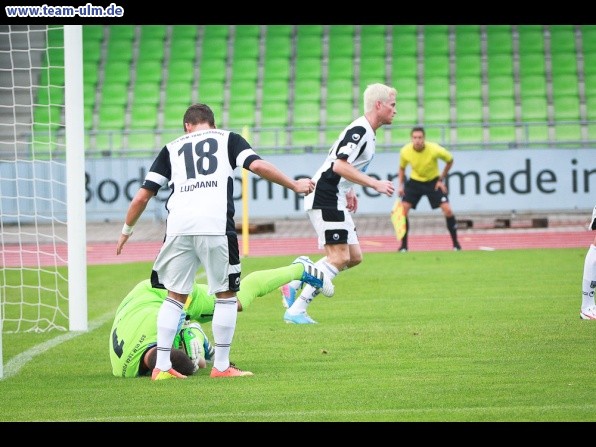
left=333, top=159, right=394, bottom=197
left=116, top=188, right=155, bottom=255
left=248, top=159, right=314, bottom=195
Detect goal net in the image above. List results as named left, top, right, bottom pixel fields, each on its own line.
left=0, top=25, right=87, bottom=378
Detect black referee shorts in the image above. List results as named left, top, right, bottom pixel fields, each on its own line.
left=403, top=177, right=449, bottom=209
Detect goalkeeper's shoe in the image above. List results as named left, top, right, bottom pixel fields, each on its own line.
left=590, top=205, right=596, bottom=230
left=151, top=368, right=187, bottom=381
left=280, top=283, right=298, bottom=309
left=294, top=256, right=335, bottom=298
left=210, top=363, right=254, bottom=378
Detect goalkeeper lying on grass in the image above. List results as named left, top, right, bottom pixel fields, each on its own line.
left=109, top=256, right=334, bottom=377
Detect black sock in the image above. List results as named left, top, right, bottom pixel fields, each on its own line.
left=446, top=216, right=460, bottom=247
left=400, top=217, right=409, bottom=249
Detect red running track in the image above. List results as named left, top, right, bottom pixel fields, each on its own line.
left=2, top=230, right=593, bottom=267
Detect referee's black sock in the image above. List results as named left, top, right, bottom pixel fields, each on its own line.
left=399, top=218, right=409, bottom=250
left=446, top=216, right=460, bottom=248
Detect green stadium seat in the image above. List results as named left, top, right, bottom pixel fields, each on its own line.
left=588, top=123, right=596, bottom=141
left=519, top=74, right=546, bottom=98
left=489, top=125, right=516, bottom=144
left=391, top=54, right=417, bottom=80
left=330, top=25, right=355, bottom=36
left=291, top=129, right=319, bottom=148
left=581, top=28, right=596, bottom=55
left=396, top=98, right=418, bottom=123
left=519, top=53, right=545, bottom=77
left=109, top=25, right=135, bottom=42
left=197, top=79, right=224, bottom=104
left=263, top=57, right=291, bottom=81
left=424, top=76, right=450, bottom=100
left=231, top=58, right=258, bottom=82
left=203, top=25, right=228, bottom=40
left=84, top=105, right=93, bottom=130
left=423, top=98, right=450, bottom=124
left=455, top=76, right=482, bottom=100
left=257, top=129, right=286, bottom=149
left=520, top=123, right=549, bottom=144
left=455, top=25, right=481, bottom=55
left=141, top=25, right=167, bottom=41
left=233, top=37, right=259, bottom=60
left=293, top=101, right=320, bottom=126
left=392, top=31, right=417, bottom=57
left=295, top=57, right=322, bottom=81
left=36, top=85, right=65, bottom=106
left=390, top=126, right=413, bottom=147
left=456, top=55, right=481, bottom=77
left=33, top=105, right=62, bottom=130
left=83, top=25, right=104, bottom=44
left=392, top=25, right=418, bottom=35
left=200, top=37, right=228, bottom=61
left=83, top=62, right=99, bottom=87
left=584, top=74, right=596, bottom=99
left=170, top=37, right=197, bottom=61
left=328, top=34, right=355, bottom=59
left=424, top=30, right=449, bottom=56
left=328, top=57, right=354, bottom=81
left=456, top=126, right=484, bottom=144
left=393, top=76, right=417, bottom=100
left=488, top=97, right=515, bottom=122
left=360, top=33, right=386, bottom=58
left=228, top=101, right=255, bottom=128
left=487, top=53, right=513, bottom=76
left=98, top=104, right=126, bottom=130
left=267, top=25, right=293, bottom=38
left=100, top=83, right=128, bottom=106
left=360, top=56, right=386, bottom=83
left=199, top=59, right=226, bottom=83
left=549, top=25, right=576, bottom=54
left=261, top=100, right=288, bottom=127
left=262, top=79, right=289, bottom=102
left=551, top=73, right=579, bottom=98
left=127, top=132, right=157, bottom=154
left=163, top=101, right=190, bottom=128
left=94, top=132, right=123, bottom=153
left=103, top=60, right=131, bottom=85
left=138, top=38, right=165, bottom=63
left=517, top=26, right=545, bottom=54
left=488, top=75, right=514, bottom=99
left=326, top=78, right=353, bottom=102
left=553, top=123, right=581, bottom=144
left=234, top=25, right=260, bottom=39
left=486, top=26, right=513, bottom=55
left=553, top=96, right=580, bottom=121
left=40, top=67, right=65, bottom=87
left=582, top=52, right=596, bottom=77
left=297, top=25, right=323, bottom=37
left=456, top=98, right=483, bottom=123
left=209, top=101, right=224, bottom=126
left=129, top=104, right=158, bottom=129
left=165, top=80, right=193, bottom=105
left=230, top=80, right=257, bottom=103
left=294, top=78, right=321, bottom=102
left=82, top=39, right=101, bottom=65
left=132, top=81, right=160, bottom=106
left=135, top=60, right=163, bottom=84
left=362, top=25, right=386, bottom=36
left=326, top=99, right=354, bottom=126
left=521, top=96, right=548, bottom=121
left=265, top=35, right=291, bottom=59
left=106, top=38, right=133, bottom=63
left=172, top=25, right=198, bottom=40
left=424, top=55, right=449, bottom=77
left=296, top=35, right=323, bottom=59
left=166, top=59, right=194, bottom=84
left=551, top=52, right=578, bottom=76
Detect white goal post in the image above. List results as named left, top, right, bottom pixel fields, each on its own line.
left=0, top=25, right=87, bottom=379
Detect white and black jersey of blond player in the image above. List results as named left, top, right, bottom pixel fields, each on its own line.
left=304, top=115, right=377, bottom=212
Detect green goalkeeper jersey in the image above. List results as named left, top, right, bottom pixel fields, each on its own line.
left=109, top=279, right=214, bottom=377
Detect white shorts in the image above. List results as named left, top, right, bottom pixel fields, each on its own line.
left=307, top=208, right=359, bottom=250
left=151, top=234, right=241, bottom=295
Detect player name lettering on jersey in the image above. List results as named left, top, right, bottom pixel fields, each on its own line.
left=180, top=180, right=218, bottom=192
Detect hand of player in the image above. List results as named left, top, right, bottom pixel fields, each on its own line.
left=293, top=177, right=316, bottom=195
left=375, top=179, right=395, bottom=197
left=116, top=233, right=130, bottom=255
left=346, top=189, right=358, bottom=212
left=435, top=180, right=448, bottom=194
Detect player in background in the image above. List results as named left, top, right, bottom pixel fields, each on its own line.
left=110, top=256, right=333, bottom=377
left=397, top=126, right=462, bottom=252
left=116, top=103, right=317, bottom=379
left=580, top=205, right=596, bottom=320
left=281, top=83, right=396, bottom=324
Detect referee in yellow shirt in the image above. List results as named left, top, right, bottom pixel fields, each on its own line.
left=397, top=126, right=462, bottom=252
